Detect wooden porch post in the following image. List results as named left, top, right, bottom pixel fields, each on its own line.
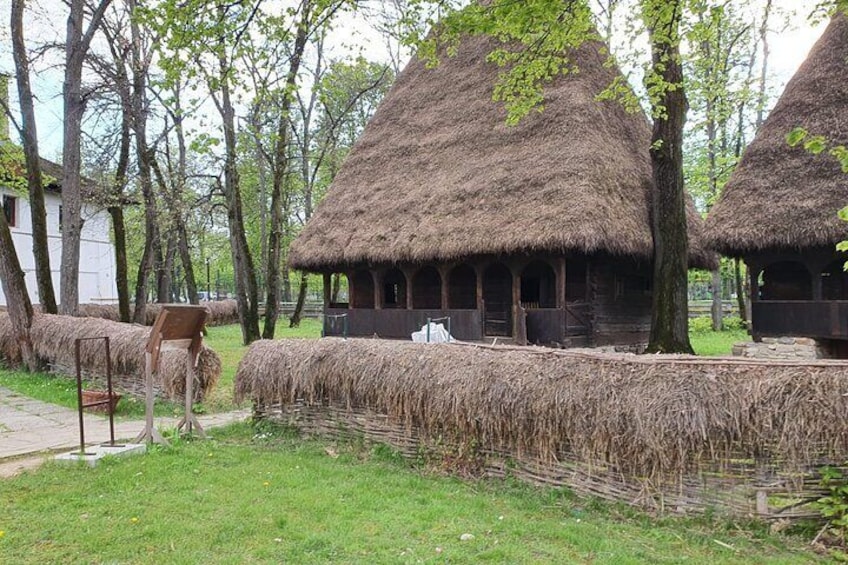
left=812, top=273, right=823, bottom=300
left=748, top=262, right=760, bottom=303
left=556, top=257, right=567, bottom=309
left=323, top=273, right=331, bottom=309
left=373, top=270, right=383, bottom=310
left=475, top=263, right=484, bottom=311
left=807, top=258, right=826, bottom=301
left=439, top=265, right=450, bottom=310
left=403, top=268, right=414, bottom=310
left=346, top=272, right=355, bottom=308
left=512, top=266, right=524, bottom=343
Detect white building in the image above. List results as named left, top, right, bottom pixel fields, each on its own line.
left=0, top=164, right=117, bottom=307
left=0, top=74, right=117, bottom=307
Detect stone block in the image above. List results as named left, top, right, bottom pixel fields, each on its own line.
left=54, top=443, right=146, bottom=468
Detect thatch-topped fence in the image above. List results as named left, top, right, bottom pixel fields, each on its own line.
left=235, top=338, right=848, bottom=518
left=76, top=300, right=240, bottom=327
left=0, top=313, right=221, bottom=402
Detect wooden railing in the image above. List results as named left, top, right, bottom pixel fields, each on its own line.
left=753, top=300, right=848, bottom=339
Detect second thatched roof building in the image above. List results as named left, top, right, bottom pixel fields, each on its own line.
left=290, top=34, right=714, bottom=348
left=705, top=14, right=848, bottom=350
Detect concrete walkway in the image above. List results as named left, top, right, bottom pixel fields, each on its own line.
left=0, top=386, right=250, bottom=475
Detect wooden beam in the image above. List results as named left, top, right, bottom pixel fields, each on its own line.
left=476, top=263, right=484, bottom=312
left=323, top=273, right=331, bottom=309
left=373, top=270, right=383, bottom=310
left=403, top=268, right=414, bottom=310
left=556, top=257, right=566, bottom=309
left=512, top=267, right=521, bottom=340
left=439, top=265, right=450, bottom=310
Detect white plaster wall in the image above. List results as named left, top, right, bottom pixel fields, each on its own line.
left=0, top=187, right=118, bottom=306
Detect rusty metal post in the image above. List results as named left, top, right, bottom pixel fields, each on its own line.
left=75, top=339, right=87, bottom=455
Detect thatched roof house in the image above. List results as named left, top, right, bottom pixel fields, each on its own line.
left=705, top=14, right=848, bottom=346
left=292, top=34, right=714, bottom=348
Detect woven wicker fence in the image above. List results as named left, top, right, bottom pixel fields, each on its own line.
left=235, top=338, right=848, bottom=519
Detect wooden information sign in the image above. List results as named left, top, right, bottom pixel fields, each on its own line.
left=136, top=304, right=208, bottom=445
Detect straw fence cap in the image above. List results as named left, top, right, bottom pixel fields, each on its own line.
left=290, top=34, right=715, bottom=271
left=705, top=14, right=848, bottom=256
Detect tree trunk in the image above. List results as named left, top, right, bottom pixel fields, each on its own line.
left=59, top=0, right=111, bottom=315
left=263, top=7, right=309, bottom=340
left=282, top=262, right=292, bottom=303
left=133, top=222, right=156, bottom=323
left=644, top=1, right=693, bottom=354
left=12, top=0, right=57, bottom=314
left=755, top=0, right=772, bottom=130
left=710, top=269, right=723, bottom=331
left=178, top=222, right=198, bottom=304
left=289, top=272, right=308, bottom=328
left=158, top=233, right=176, bottom=303
left=0, top=212, right=35, bottom=370
left=59, top=1, right=87, bottom=316
left=130, top=2, right=156, bottom=322
left=216, top=40, right=260, bottom=344
left=109, top=206, right=130, bottom=322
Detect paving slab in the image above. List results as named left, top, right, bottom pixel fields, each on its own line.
left=0, top=386, right=250, bottom=462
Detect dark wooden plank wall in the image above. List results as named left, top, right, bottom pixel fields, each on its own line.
left=753, top=301, right=848, bottom=339
left=589, top=261, right=651, bottom=346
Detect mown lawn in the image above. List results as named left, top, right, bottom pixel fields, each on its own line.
left=0, top=422, right=823, bottom=564
left=690, top=328, right=749, bottom=356
left=202, top=318, right=322, bottom=411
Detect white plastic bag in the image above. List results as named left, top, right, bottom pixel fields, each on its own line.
left=411, top=322, right=453, bottom=343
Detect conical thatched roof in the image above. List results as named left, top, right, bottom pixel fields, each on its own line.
left=705, top=14, right=848, bottom=256
left=290, top=35, right=715, bottom=271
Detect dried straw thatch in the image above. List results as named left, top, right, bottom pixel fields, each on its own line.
left=77, top=299, right=239, bottom=327
left=705, top=14, right=848, bottom=256
left=0, top=313, right=221, bottom=402
left=289, top=35, right=716, bottom=271
left=236, top=338, right=848, bottom=482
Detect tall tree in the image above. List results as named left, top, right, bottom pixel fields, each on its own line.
left=262, top=2, right=313, bottom=339
left=144, top=0, right=264, bottom=343
left=0, top=146, right=36, bottom=370
left=11, top=0, right=57, bottom=314
left=88, top=2, right=134, bottom=322
left=641, top=0, right=692, bottom=353
left=60, top=0, right=112, bottom=315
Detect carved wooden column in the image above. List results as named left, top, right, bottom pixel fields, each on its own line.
left=373, top=270, right=383, bottom=310
left=556, top=257, right=567, bottom=309
left=439, top=265, right=451, bottom=310
left=806, top=257, right=827, bottom=301
left=345, top=272, right=354, bottom=308
left=512, top=266, right=524, bottom=343
left=322, top=273, right=331, bottom=309
left=402, top=267, right=414, bottom=310
left=476, top=263, right=484, bottom=312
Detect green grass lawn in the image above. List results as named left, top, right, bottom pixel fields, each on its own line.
left=0, top=421, right=822, bottom=564
left=202, top=318, right=322, bottom=411
left=0, top=369, right=181, bottom=419
left=690, top=328, right=750, bottom=356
